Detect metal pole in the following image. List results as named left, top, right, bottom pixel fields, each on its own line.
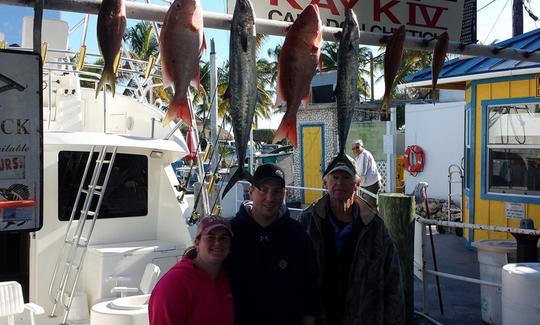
left=32, top=0, right=43, bottom=53
left=209, top=39, right=218, bottom=172
left=3, top=0, right=540, bottom=63
left=513, top=0, right=524, bottom=36
left=249, top=128, right=254, bottom=174
left=80, top=14, right=89, bottom=47
left=369, top=51, right=374, bottom=102
left=103, top=90, right=106, bottom=133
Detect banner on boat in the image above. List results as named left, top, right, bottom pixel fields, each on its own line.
left=0, top=49, right=43, bottom=232
left=228, top=0, right=466, bottom=41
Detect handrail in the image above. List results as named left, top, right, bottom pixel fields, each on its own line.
left=416, top=216, right=540, bottom=235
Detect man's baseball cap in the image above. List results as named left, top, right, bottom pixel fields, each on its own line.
left=253, top=163, right=285, bottom=188
left=323, top=153, right=357, bottom=177
left=196, top=215, right=233, bottom=238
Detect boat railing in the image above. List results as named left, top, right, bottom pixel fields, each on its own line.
left=8, top=44, right=172, bottom=135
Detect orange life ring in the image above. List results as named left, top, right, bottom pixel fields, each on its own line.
left=403, top=145, right=425, bottom=173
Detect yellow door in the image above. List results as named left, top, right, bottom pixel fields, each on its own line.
left=301, top=125, right=323, bottom=204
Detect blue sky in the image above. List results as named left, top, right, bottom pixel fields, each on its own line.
left=1, top=0, right=539, bottom=128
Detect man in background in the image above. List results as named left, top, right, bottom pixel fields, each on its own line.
left=351, top=139, right=382, bottom=207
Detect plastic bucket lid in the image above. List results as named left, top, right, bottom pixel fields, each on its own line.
left=472, top=240, right=517, bottom=253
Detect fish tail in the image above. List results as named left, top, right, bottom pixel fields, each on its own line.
left=221, top=168, right=255, bottom=199
left=95, top=67, right=116, bottom=98
left=380, top=94, right=392, bottom=121
left=272, top=111, right=298, bottom=147
left=162, top=96, right=192, bottom=126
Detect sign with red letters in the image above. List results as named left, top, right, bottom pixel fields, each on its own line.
left=0, top=49, right=43, bottom=232
left=228, top=0, right=465, bottom=40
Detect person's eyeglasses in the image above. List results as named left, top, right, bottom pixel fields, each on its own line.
left=352, top=146, right=360, bottom=150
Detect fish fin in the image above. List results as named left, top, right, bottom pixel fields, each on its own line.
left=241, top=35, right=248, bottom=53
left=379, top=95, right=391, bottom=122
left=160, top=57, right=174, bottom=88
left=191, top=64, right=203, bottom=91
left=190, top=20, right=200, bottom=32
left=222, top=168, right=253, bottom=199
left=275, top=72, right=286, bottom=108
left=163, top=95, right=192, bottom=127
left=222, top=86, right=230, bottom=100
left=273, top=111, right=298, bottom=147
left=301, top=92, right=310, bottom=110
left=201, top=33, right=207, bottom=54
left=95, top=67, right=115, bottom=98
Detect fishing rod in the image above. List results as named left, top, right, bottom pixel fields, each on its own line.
left=188, top=122, right=233, bottom=225
left=206, top=124, right=234, bottom=217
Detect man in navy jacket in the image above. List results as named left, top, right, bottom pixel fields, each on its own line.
left=228, top=163, right=320, bottom=325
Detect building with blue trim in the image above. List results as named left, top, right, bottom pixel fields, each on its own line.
left=404, top=28, right=540, bottom=245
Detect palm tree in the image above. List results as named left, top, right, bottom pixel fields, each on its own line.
left=205, top=34, right=277, bottom=128
left=375, top=49, right=432, bottom=100
left=123, top=22, right=159, bottom=61
left=121, top=21, right=164, bottom=102
left=320, top=42, right=372, bottom=99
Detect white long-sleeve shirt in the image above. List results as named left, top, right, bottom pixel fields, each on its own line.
left=355, top=149, right=382, bottom=187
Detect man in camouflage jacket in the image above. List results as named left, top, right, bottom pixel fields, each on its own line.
left=298, top=155, right=405, bottom=325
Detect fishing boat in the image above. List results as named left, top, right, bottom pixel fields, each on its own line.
left=0, top=15, right=195, bottom=325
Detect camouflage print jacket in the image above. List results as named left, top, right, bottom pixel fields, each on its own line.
left=298, top=195, right=405, bottom=325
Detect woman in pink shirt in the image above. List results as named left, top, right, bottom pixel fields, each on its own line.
left=149, top=216, right=234, bottom=325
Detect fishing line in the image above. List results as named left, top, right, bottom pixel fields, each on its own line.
left=483, top=0, right=510, bottom=44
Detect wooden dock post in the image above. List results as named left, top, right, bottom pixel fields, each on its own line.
left=379, top=193, right=416, bottom=324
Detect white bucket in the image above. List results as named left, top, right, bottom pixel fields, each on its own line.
left=502, top=263, right=540, bottom=325
left=67, top=291, right=90, bottom=323
left=472, top=240, right=517, bottom=324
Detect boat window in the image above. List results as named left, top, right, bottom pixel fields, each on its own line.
left=486, top=104, right=540, bottom=196
left=58, top=151, right=148, bottom=220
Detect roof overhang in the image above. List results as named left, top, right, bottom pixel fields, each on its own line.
left=402, top=66, right=540, bottom=90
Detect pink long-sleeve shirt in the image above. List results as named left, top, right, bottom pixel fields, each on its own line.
left=148, top=257, right=234, bottom=325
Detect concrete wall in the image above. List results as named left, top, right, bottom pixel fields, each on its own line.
left=404, top=101, right=465, bottom=201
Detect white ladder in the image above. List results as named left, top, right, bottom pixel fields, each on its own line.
left=48, top=145, right=118, bottom=324
left=447, top=164, right=463, bottom=222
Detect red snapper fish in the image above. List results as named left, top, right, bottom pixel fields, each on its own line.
left=272, top=4, right=322, bottom=147
left=160, top=0, right=206, bottom=126
left=431, top=32, right=449, bottom=103
left=380, top=25, right=406, bottom=121
left=96, top=0, right=126, bottom=98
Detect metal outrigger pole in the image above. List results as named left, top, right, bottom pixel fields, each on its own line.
left=3, top=0, right=540, bottom=63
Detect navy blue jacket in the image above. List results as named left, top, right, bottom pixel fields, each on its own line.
left=228, top=202, right=320, bottom=325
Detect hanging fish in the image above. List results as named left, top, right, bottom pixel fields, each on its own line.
left=335, top=9, right=360, bottom=155
left=160, top=0, right=206, bottom=126
left=431, top=32, right=449, bottom=103
left=380, top=25, right=406, bottom=121
left=95, top=0, right=126, bottom=98
left=272, top=4, right=322, bottom=147
left=221, top=0, right=258, bottom=199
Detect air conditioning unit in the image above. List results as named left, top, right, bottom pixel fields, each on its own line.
left=311, top=70, right=337, bottom=104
